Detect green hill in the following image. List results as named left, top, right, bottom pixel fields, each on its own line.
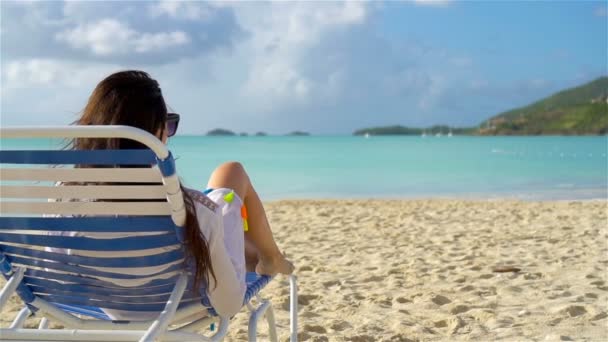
left=353, top=125, right=475, bottom=136
left=480, top=77, right=608, bottom=135
left=353, top=77, right=607, bottom=136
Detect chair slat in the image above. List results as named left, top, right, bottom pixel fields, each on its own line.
left=42, top=296, right=166, bottom=311
left=0, top=149, right=156, bottom=165
left=25, top=277, right=179, bottom=296
left=9, top=255, right=184, bottom=279
left=39, top=295, right=198, bottom=311
left=0, top=185, right=167, bottom=199
left=29, top=286, right=201, bottom=304
left=53, top=303, right=110, bottom=320
left=0, top=168, right=161, bottom=183
left=0, top=201, right=172, bottom=216
left=0, top=217, right=178, bottom=232
left=0, top=232, right=178, bottom=251
left=1, top=245, right=184, bottom=268
left=244, top=273, right=273, bottom=303
left=24, top=270, right=182, bottom=289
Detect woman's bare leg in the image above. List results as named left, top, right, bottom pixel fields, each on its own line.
left=207, top=162, right=294, bottom=275
left=244, top=239, right=259, bottom=272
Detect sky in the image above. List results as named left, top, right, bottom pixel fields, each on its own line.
left=1, top=0, right=606, bottom=135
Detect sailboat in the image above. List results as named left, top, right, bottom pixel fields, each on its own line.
left=448, top=128, right=453, bottom=137
left=422, top=130, right=427, bottom=138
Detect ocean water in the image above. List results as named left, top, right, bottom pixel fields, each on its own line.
left=2, top=136, right=607, bottom=200
left=166, top=136, right=608, bottom=200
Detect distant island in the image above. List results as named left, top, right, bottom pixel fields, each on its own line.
left=354, top=125, right=474, bottom=136
left=206, top=128, right=236, bottom=136
left=286, top=131, right=310, bottom=136
left=354, top=76, right=608, bottom=136
left=205, top=130, right=311, bottom=136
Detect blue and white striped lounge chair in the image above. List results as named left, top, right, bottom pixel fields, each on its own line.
left=0, top=126, right=298, bottom=341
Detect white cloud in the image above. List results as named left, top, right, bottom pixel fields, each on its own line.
left=413, top=0, right=452, bottom=7
left=149, top=0, right=213, bottom=20
left=55, top=19, right=190, bottom=56
left=3, top=59, right=120, bottom=89
left=594, top=5, right=607, bottom=17
left=2, top=1, right=243, bottom=64
left=0, top=59, right=124, bottom=125
left=231, top=2, right=370, bottom=112
left=136, top=31, right=189, bottom=53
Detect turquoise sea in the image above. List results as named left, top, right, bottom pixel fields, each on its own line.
left=168, top=136, right=607, bottom=201
left=2, top=136, right=607, bottom=201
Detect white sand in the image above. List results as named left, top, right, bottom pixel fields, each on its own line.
left=1, top=199, right=607, bottom=341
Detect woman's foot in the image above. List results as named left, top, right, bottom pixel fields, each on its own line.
left=255, top=253, right=295, bottom=276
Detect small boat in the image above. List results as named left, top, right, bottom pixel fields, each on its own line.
left=364, top=133, right=370, bottom=138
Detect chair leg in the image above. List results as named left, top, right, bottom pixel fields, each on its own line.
left=265, top=304, right=278, bottom=342
left=139, top=273, right=188, bottom=342
left=0, top=267, right=25, bottom=311
left=38, top=317, right=49, bottom=329
left=248, top=300, right=272, bottom=342
left=9, top=307, right=31, bottom=329
left=289, top=275, right=298, bottom=342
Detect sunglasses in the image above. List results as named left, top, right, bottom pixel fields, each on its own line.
left=167, top=113, right=180, bottom=137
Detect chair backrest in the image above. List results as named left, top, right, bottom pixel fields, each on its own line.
left=0, top=126, right=212, bottom=315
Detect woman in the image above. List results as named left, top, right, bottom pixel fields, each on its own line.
left=70, top=70, right=293, bottom=318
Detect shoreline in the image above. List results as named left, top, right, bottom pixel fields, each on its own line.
left=263, top=193, right=608, bottom=203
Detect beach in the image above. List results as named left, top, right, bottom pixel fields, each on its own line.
left=1, top=199, right=607, bottom=341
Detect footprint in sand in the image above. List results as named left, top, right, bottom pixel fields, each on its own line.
left=362, top=275, right=384, bottom=283
left=322, top=280, right=340, bottom=288
left=562, top=305, right=587, bottom=317
left=460, top=285, right=475, bottom=292
left=395, top=296, right=411, bottom=304
left=298, top=294, right=319, bottom=306
left=434, top=316, right=466, bottom=334
left=303, top=324, right=327, bottom=334
left=431, top=295, right=452, bottom=306
left=450, top=304, right=472, bottom=314
left=329, top=320, right=352, bottom=331
left=297, top=331, right=312, bottom=341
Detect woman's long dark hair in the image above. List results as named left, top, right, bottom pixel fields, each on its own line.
left=69, top=70, right=215, bottom=290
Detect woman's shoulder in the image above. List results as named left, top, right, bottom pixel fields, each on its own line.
left=184, top=188, right=219, bottom=213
